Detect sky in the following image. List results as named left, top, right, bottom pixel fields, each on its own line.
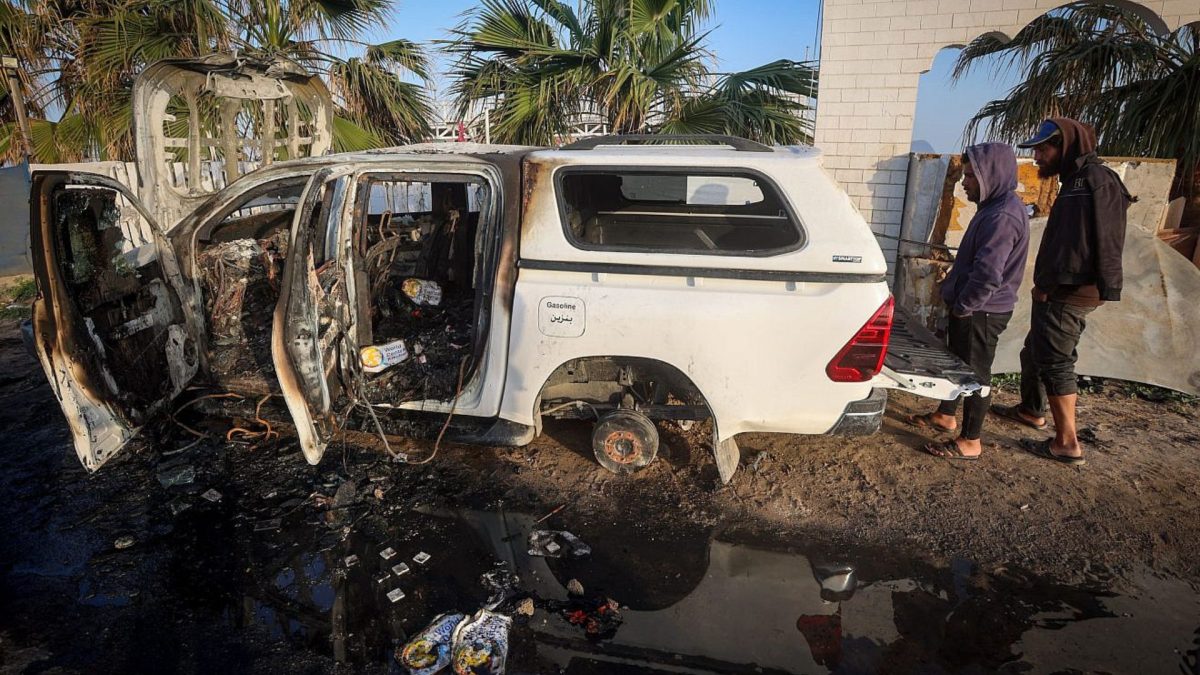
left=372, top=0, right=1017, bottom=152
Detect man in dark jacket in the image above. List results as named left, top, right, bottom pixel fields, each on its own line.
left=991, top=118, right=1131, bottom=465
left=912, top=142, right=1029, bottom=460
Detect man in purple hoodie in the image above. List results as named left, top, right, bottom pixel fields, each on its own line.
left=911, top=143, right=1029, bottom=460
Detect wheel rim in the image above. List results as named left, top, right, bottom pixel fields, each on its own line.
left=602, top=429, right=644, bottom=465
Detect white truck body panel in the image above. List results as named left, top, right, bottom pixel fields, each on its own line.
left=499, top=146, right=895, bottom=441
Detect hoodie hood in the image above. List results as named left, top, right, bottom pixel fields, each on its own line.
left=964, top=142, right=1018, bottom=204
left=1049, top=117, right=1098, bottom=174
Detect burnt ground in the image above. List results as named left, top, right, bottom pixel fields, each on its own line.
left=1, top=313, right=1199, bottom=674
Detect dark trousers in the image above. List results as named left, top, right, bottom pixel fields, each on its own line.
left=937, top=310, right=1012, bottom=439
left=1018, top=300, right=1096, bottom=416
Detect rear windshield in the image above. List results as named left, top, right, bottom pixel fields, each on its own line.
left=557, top=169, right=803, bottom=254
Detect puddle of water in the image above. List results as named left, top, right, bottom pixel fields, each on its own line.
left=165, top=503, right=1200, bottom=674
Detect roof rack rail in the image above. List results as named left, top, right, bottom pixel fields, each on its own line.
left=559, top=134, right=773, bottom=153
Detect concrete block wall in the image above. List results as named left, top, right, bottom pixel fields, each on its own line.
left=814, top=0, right=1200, bottom=267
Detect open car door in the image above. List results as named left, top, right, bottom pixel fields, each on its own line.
left=873, top=306, right=986, bottom=400
left=29, top=172, right=200, bottom=470
left=272, top=166, right=358, bottom=464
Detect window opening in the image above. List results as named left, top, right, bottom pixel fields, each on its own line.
left=558, top=169, right=801, bottom=254
left=194, top=179, right=306, bottom=393
left=354, top=175, right=492, bottom=405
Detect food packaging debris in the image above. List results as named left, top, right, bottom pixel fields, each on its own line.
left=361, top=339, right=410, bottom=374
left=254, top=518, right=281, bottom=532
left=114, top=535, right=136, bottom=550
left=515, top=598, right=535, bottom=617
left=392, top=562, right=410, bottom=576
left=480, top=567, right=521, bottom=608
left=451, top=609, right=511, bottom=675
left=156, top=464, right=196, bottom=488
left=414, top=551, right=431, bottom=565
left=559, top=596, right=623, bottom=640
left=566, top=579, right=584, bottom=596
left=403, top=278, right=443, bottom=307
left=527, top=530, right=591, bottom=558
left=387, top=588, right=406, bottom=603
left=380, top=547, right=398, bottom=560
left=201, top=488, right=222, bottom=503
left=344, top=555, right=360, bottom=567
left=398, top=612, right=466, bottom=675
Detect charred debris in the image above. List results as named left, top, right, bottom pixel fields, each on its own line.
left=190, top=176, right=487, bottom=453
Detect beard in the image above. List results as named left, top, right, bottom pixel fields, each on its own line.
left=1037, top=160, right=1061, bottom=179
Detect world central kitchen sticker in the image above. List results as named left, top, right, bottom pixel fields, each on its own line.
left=538, top=296, right=586, bottom=337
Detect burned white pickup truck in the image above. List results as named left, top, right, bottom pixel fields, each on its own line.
left=28, top=57, right=980, bottom=483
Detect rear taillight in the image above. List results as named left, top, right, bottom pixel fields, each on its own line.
left=826, top=296, right=894, bottom=383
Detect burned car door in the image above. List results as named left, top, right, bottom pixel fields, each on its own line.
left=872, top=305, right=985, bottom=400
left=29, top=172, right=200, bottom=470
left=272, top=166, right=357, bottom=464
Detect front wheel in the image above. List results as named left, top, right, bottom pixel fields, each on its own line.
left=592, top=409, right=659, bottom=474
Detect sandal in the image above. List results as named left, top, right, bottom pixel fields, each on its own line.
left=921, top=439, right=979, bottom=461
left=990, top=404, right=1048, bottom=430
left=1019, top=438, right=1085, bottom=466
left=906, top=412, right=956, bottom=433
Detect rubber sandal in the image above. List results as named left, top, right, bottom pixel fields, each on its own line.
left=921, top=439, right=979, bottom=460
left=1019, top=438, right=1085, bottom=466
left=990, top=404, right=1048, bottom=431
left=907, top=412, right=956, bottom=433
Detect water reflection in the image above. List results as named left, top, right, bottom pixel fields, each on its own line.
left=172, top=504, right=1200, bottom=674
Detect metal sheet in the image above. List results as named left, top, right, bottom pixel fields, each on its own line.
left=993, top=218, right=1200, bottom=395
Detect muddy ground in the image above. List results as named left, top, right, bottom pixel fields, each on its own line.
left=1, top=314, right=1198, bottom=674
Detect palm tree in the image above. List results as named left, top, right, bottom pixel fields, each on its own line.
left=0, top=0, right=433, bottom=163
left=953, top=2, right=1200, bottom=198
left=445, top=0, right=817, bottom=146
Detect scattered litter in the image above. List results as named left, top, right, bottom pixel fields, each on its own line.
left=414, top=551, right=431, bottom=565
left=751, top=452, right=769, bottom=473
left=381, top=547, right=398, bottom=560
left=387, top=588, right=406, bottom=603
left=566, top=579, right=584, bottom=596
left=254, top=518, right=282, bottom=532
left=344, top=555, right=360, bottom=567
left=557, top=595, right=622, bottom=640
left=480, top=567, right=521, bottom=608
left=156, top=464, right=196, bottom=488
left=527, top=530, right=591, bottom=558
left=166, top=498, right=192, bottom=517
left=533, top=503, right=566, bottom=524
left=515, top=598, right=535, bottom=617
left=812, top=562, right=857, bottom=602
left=1020, top=504, right=1031, bottom=511
left=201, top=488, right=222, bottom=503
left=398, top=612, right=465, bottom=675
left=403, top=278, right=443, bottom=307
left=114, top=535, right=135, bottom=550
left=392, top=562, right=411, bottom=576
left=452, top=609, right=511, bottom=675
left=375, top=572, right=392, bottom=586
left=361, top=339, right=410, bottom=374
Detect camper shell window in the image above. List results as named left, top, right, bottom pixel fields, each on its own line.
left=556, top=168, right=804, bottom=255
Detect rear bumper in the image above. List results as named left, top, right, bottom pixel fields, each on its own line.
left=827, top=388, right=887, bottom=436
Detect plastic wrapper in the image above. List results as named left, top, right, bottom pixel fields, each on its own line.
left=360, top=339, right=409, bottom=374
left=403, top=278, right=443, bottom=307
left=398, top=612, right=466, bottom=675
left=451, top=609, right=511, bottom=675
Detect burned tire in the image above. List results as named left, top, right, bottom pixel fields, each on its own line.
left=592, top=409, right=659, bottom=474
